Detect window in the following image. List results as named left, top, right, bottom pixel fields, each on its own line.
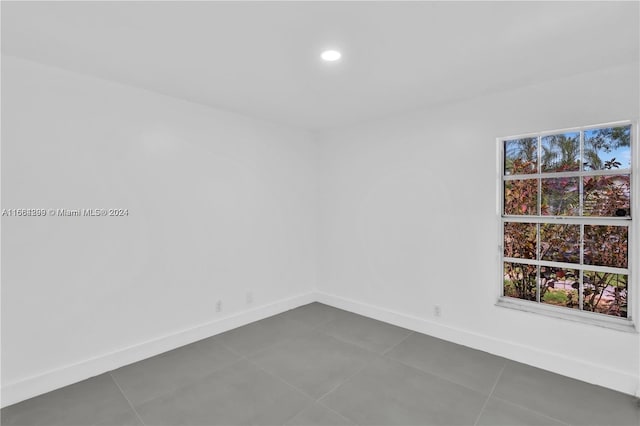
left=498, top=122, right=634, bottom=328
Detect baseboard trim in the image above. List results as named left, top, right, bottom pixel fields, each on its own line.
left=1, top=291, right=315, bottom=408
left=315, top=291, right=638, bottom=396
left=3, top=289, right=637, bottom=407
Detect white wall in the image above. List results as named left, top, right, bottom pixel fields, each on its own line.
left=317, top=62, right=640, bottom=395
left=3, top=53, right=639, bottom=405
left=1, top=55, right=318, bottom=405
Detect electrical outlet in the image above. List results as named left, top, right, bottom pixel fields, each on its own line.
left=215, top=300, right=222, bottom=313
left=434, top=305, right=441, bottom=317
left=246, top=292, right=253, bottom=305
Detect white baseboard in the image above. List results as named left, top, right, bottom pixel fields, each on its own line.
left=1, top=291, right=316, bottom=408
left=3, top=289, right=637, bottom=408
left=315, top=291, right=639, bottom=396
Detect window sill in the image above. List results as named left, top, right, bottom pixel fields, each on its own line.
left=496, top=297, right=637, bottom=333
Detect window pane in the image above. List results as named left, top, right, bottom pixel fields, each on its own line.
left=503, top=262, right=537, bottom=301
left=540, top=224, right=579, bottom=263
left=541, top=133, right=579, bottom=172
left=584, top=225, right=628, bottom=269
left=504, top=222, right=536, bottom=260
left=504, top=138, right=538, bottom=175
left=540, top=267, right=579, bottom=309
left=583, top=272, right=627, bottom=318
left=583, top=125, right=631, bottom=171
left=583, top=175, right=630, bottom=217
left=504, top=180, right=538, bottom=215
left=541, top=177, right=579, bottom=216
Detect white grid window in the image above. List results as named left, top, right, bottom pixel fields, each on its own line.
left=498, top=122, right=634, bottom=328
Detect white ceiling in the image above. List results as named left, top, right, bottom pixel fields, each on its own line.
left=2, top=1, right=639, bottom=131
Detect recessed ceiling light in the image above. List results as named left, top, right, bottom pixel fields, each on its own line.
left=321, top=50, right=341, bottom=62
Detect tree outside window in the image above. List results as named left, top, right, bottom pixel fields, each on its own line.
left=501, top=124, right=631, bottom=319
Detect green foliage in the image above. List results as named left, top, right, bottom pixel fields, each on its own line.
left=503, top=263, right=537, bottom=301
left=583, top=126, right=630, bottom=170
left=504, top=138, right=537, bottom=174
left=540, top=224, right=579, bottom=263
left=583, top=272, right=627, bottom=317
left=541, top=177, right=579, bottom=216
left=504, top=223, right=536, bottom=259
left=583, top=175, right=630, bottom=217
left=541, top=134, right=580, bottom=172
left=543, top=291, right=568, bottom=305
left=503, top=126, right=630, bottom=318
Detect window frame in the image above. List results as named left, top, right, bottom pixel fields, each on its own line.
left=496, top=120, right=637, bottom=332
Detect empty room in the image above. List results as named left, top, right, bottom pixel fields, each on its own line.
left=1, top=1, right=639, bottom=425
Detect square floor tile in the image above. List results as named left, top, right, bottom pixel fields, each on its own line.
left=218, top=313, right=314, bottom=356
left=282, top=303, right=345, bottom=328
left=111, top=336, right=239, bottom=405
left=385, top=332, right=506, bottom=394
left=1, top=374, right=138, bottom=426
left=321, top=357, right=486, bottom=425
left=6, top=309, right=637, bottom=426
left=476, top=398, right=566, bottom=426
left=319, top=311, right=412, bottom=354
left=135, top=359, right=312, bottom=426
left=95, top=409, right=143, bottom=426
left=250, top=330, right=376, bottom=399
left=493, top=361, right=640, bottom=426
left=284, top=403, right=355, bottom=426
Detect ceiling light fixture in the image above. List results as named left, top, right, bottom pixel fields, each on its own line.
left=321, top=50, right=341, bottom=62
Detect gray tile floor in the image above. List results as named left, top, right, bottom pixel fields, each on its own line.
left=2, top=303, right=639, bottom=426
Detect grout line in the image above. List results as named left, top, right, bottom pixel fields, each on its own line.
left=490, top=396, right=572, bottom=426
left=379, top=335, right=509, bottom=399
left=217, top=317, right=317, bottom=359
left=314, top=328, right=373, bottom=352
left=109, top=340, right=244, bottom=409
left=216, top=311, right=372, bottom=425
left=381, top=331, right=415, bottom=356
left=108, top=372, right=147, bottom=426
left=279, top=401, right=313, bottom=426
left=243, top=334, right=304, bottom=360
left=114, top=356, right=249, bottom=414
left=217, top=328, right=303, bottom=359
left=383, top=357, right=495, bottom=398
left=312, top=328, right=381, bottom=358
left=279, top=310, right=337, bottom=331
left=314, top=326, right=405, bottom=356
left=315, top=355, right=377, bottom=403
left=316, top=399, right=359, bottom=425
left=472, top=361, right=506, bottom=426
left=243, top=331, right=314, bottom=359
left=246, top=358, right=316, bottom=401
left=245, top=359, right=317, bottom=426
left=215, top=337, right=247, bottom=359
